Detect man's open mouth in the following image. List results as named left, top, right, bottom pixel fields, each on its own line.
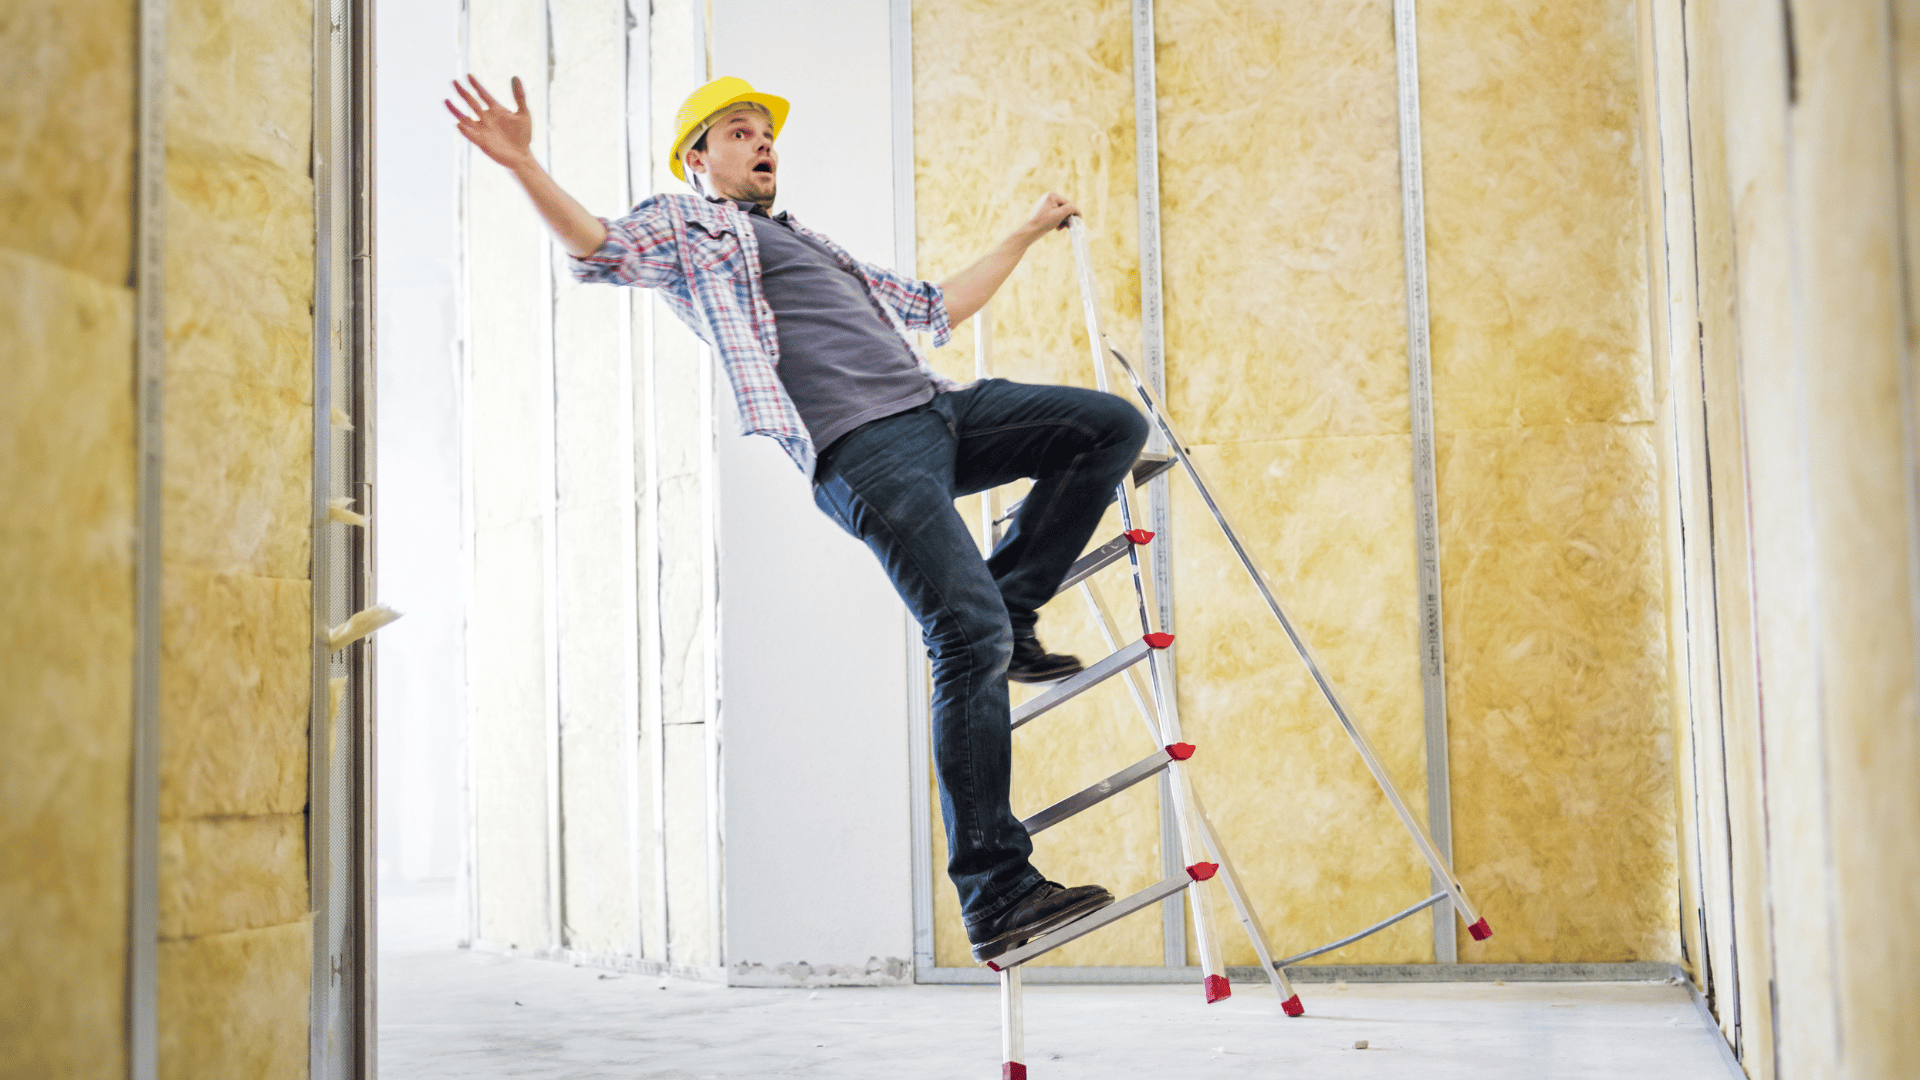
left=753, top=162, right=773, bottom=173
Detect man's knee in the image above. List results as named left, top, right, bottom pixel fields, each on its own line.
left=1091, top=394, right=1148, bottom=455
left=935, top=609, right=1013, bottom=674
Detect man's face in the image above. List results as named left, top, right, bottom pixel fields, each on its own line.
left=686, top=107, right=778, bottom=205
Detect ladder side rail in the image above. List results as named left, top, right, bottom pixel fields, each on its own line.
left=1104, top=343, right=1488, bottom=936
left=1081, top=577, right=1229, bottom=1002
left=1166, top=760, right=1229, bottom=1001
left=1186, top=786, right=1304, bottom=1014
left=1068, top=218, right=1110, bottom=394
left=1068, top=219, right=1161, bottom=651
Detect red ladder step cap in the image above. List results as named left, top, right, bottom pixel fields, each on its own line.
left=1186, top=862, right=1219, bottom=882
left=1124, top=528, right=1155, bottom=544
left=1003, top=1063, right=1027, bottom=1080
left=1282, top=994, right=1305, bottom=1017
left=1468, top=918, right=1493, bottom=941
left=1165, top=742, right=1196, bottom=761
left=1143, top=632, right=1174, bottom=649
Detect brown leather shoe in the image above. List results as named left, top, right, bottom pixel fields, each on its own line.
left=968, top=880, right=1115, bottom=963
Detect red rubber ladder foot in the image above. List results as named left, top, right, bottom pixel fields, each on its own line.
left=1468, top=918, right=1492, bottom=941
left=1003, top=1064, right=1027, bottom=1080
left=1125, top=528, right=1155, bottom=544
left=1204, top=975, right=1232, bottom=1004
left=1281, top=994, right=1305, bottom=1017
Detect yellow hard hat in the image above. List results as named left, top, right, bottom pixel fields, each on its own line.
left=669, top=76, right=789, bottom=182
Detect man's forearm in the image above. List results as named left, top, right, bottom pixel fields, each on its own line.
left=508, top=156, right=609, bottom=258
left=940, top=228, right=1040, bottom=326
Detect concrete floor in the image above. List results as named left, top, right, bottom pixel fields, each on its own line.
left=377, top=883, right=1738, bottom=1079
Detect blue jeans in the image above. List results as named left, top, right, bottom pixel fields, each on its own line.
left=811, top=379, right=1149, bottom=925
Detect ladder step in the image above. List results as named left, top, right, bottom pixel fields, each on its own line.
left=1020, top=743, right=1195, bottom=837
left=1009, top=633, right=1172, bottom=730
left=987, top=863, right=1218, bottom=971
left=1053, top=529, right=1154, bottom=597
left=994, top=452, right=1178, bottom=528
left=1130, top=450, right=1175, bottom=488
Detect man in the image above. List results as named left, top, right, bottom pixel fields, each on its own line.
left=447, top=74, right=1146, bottom=962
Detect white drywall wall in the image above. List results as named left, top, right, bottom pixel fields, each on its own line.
left=374, top=0, right=465, bottom=888
left=711, top=0, right=917, bottom=982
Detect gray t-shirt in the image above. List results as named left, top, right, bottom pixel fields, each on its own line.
left=736, top=201, right=935, bottom=454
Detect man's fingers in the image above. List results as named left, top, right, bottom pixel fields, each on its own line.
left=468, top=75, right=503, bottom=111
left=444, top=99, right=476, bottom=124
left=452, top=80, right=484, bottom=116
left=511, top=76, right=528, bottom=113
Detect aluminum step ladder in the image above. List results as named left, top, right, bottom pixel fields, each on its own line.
left=976, top=220, right=1493, bottom=1078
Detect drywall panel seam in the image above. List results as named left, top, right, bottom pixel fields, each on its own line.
left=540, top=0, right=565, bottom=954
left=1390, top=0, right=1456, bottom=966
left=456, top=0, right=483, bottom=956
left=1649, top=0, right=1716, bottom=991
left=704, top=346, right=723, bottom=968
left=1128, top=0, right=1184, bottom=971
left=1778, top=25, right=1848, bottom=1066
left=130, top=0, right=166, bottom=1072
left=1647, top=0, right=1711, bottom=991
left=624, top=0, right=654, bottom=963
left=1881, top=0, right=1920, bottom=759
left=1671, top=1, right=1742, bottom=1041
left=892, top=0, right=938, bottom=981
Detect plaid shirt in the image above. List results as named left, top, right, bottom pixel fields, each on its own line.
left=570, top=193, right=963, bottom=475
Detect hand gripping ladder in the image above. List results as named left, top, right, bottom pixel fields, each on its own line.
left=983, top=220, right=1495, bottom=1078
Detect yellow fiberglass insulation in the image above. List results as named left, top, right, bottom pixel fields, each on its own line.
left=157, top=0, right=320, bottom=1065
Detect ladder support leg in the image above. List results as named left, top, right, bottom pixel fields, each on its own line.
left=1167, top=761, right=1229, bottom=1002
left=1102, top=342, right=1491, bottom=938
left=1000, top=966, right=1025, bottom=1079
left=1188, top=786, right=1304, bottom=1015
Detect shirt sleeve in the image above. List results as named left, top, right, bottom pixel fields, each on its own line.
left=568, top=198, right=681, bottom=289
left=857, top=260, right=954, bottom=348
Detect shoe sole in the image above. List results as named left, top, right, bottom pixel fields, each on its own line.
left=970, top=891, right=1116, bottom=964
left=1007, top=664, right=1085, bottom=685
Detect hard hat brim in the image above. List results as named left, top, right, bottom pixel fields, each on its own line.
left=670, top=91, right=789, bottom=182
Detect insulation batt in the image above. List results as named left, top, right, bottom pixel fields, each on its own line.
left=328, top=495, right=369, bottom=526
left=327, top=603, right=403, bottom=651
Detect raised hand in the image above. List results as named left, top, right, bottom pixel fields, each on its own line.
left=446, top=75, right=534, bottom=169
left=1022, top=191, right=1081, bottom=237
